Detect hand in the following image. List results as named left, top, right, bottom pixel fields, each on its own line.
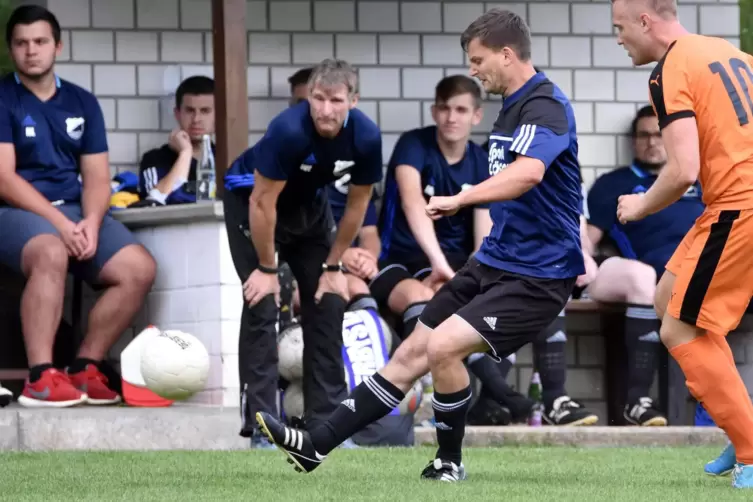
left=576, top=252, right=599, bottom=288
left=72, top=217, right=100, bottom=261
left=54, top=219, right=88, bottom=259
left=423, top=261, right=455, bottom=291
left=315, top=269, right=349, bottom=303
left=342, top=248, right=378, bottom=280
left=426, top=195, right=461, bottom=220
left=168, top=128, right=192, bottom=154
left=243, top=268, right=280, bottom=307
left=616, top=194, right=647, bottom=224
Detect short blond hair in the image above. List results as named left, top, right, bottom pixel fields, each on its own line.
left=613, top=0, right=677, bottom=18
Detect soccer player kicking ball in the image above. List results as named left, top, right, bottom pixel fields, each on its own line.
left=611, top=0, right=753, bottom=490
left=256, top=9, right=584, bottom=482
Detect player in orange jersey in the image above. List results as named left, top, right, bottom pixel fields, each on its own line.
left=611, top=0, right=753, bottom=490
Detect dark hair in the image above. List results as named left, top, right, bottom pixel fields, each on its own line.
left=5, top=5, right=61, bottom=46
left=288, top=67, right=313, bottom=91
left=460, top=8, right=531, bottom=61
left=630, top=105, right=656, bottom=137
left=175, top=76, right=214, bottom=108
left=435, top=75, right=482, bottom=109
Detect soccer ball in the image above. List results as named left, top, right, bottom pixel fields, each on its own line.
left=398, top=380, right=424, bottom=415
left=278, top=321, right=304, bottom=381
left=140, top=329, right=210, bottom=400
left=282, top=380, right=304, bottom=419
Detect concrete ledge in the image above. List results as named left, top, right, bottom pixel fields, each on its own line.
left=0, top=406, right=729, bottom=451
left=416, top=425, right=729, bottom=447
left=111, top=201, right=224, bottom=229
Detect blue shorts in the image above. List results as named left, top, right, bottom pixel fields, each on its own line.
left=0, top=203, right=139, bottom=284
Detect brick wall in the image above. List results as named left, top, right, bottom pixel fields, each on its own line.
left=44, top=0, right=741, bottom=188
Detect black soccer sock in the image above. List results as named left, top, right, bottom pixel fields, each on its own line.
left=401, top=301, right=427, bottom=340
left=28, top=363, right=54, bottom=383
left=432, top=386, right=473, bottom=465
left=67, top=358, right=100, bottom=374
left=308, top=372, right=405, bottom=455
left=533, top=310, right=568, bottom=409
left=347, top=293, right=379, bottom=312
left=625, top=304, right=661, bottom=404
left=466, top=353, right=517, bottom=405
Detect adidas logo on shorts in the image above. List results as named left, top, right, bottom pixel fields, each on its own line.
left=483, top=316, right=497, bottom=330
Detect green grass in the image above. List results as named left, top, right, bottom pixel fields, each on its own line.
left=742, top=0, right=752, bottom=55
left=0, top=446, right=749, bottom=501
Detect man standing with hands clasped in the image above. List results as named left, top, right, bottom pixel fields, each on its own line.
left=223, top=59, right=383, bottom=445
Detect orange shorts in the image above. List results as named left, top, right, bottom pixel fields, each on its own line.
left=666, top=208, right=753, bottom=335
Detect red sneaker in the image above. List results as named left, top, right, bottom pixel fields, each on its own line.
left=68, top=364, right=121, bottom=405
left=18, top=368, right=87, bottom=408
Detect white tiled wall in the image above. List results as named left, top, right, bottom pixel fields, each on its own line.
left=46, top=0, right=741, bottom=188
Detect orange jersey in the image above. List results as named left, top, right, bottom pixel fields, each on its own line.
left=649, top=34, right=753, bottom=209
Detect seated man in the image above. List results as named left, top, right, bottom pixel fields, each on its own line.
left=138, top=76, right=215, bottom=205
left=0, top=5, right=156, bottom=407
left=581, top=105, right=704, bottom=426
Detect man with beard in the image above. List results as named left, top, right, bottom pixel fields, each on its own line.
left=0, top=5, right=156, bottom=407
left=583, top=105, right=704, bottom=427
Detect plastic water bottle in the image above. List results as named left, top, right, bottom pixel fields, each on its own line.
left=196, top=134, right=215, bottom=201
left=527, top=371, right=543, bottom=426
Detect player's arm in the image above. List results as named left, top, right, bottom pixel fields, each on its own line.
left=141, top=146, right=194, bottom=204
left=358, top=199, right=381, bottom=259
left=0, top=104, right=70, bottom=229
left=79, top=94, right=111, bottom=225
left=328, top=130, right=383, bottom=267
left=473, top=208, right=492, bottom=252
left=639, top=56, right=700, bottom=216
left=584, top=176, right=617, bottom=254
left=455, top=97, right=567, bottom=207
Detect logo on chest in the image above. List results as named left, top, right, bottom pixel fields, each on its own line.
left=488, top=134, right=512, bottom=176
left=66, top=117, right=85, bottom=140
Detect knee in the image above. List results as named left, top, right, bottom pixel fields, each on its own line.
left=406, top=279, right=434, bottom=303
left=22, top=235, right=68, bottom=277
left=425, top=332, right=455, bottom=369
left=130, top=248, right=157, bottom=290
left=622, top=261, right=657, bottom=304
left=391, top=335, right=426, bottom=372
left=110, top=245, right=156, bottom=291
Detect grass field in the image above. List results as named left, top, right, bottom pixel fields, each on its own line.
left=1, top=446, right=749, bottom=501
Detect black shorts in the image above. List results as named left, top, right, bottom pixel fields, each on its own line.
left=571, top=255, right=609, bottom=300
left=369, top=252, right=470, bottom=305
left=419, top=257, right=576, bottom=361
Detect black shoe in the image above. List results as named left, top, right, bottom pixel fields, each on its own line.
left=505, top=395, right=537, bottom=423
left=543, top=396, right=599, bottom=426
left=256, top=411, right=325, bottom=473
left=420, top=458, right=467, bottom=482
left=467, top=396, right=512, bottom=426
left=623, top=397, right=668, bottom=426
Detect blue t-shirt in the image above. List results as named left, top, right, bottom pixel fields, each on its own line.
left=587, top=164, right=704, bottom=277
left=478, top=71, right=584, bottom=279
left=0, top=73, right=108, bottom=203
left=378, top=126, right=490, bottom=262
left=327, top=179, right=378, bottom=227
left=225, top=101, right=383, bottom=214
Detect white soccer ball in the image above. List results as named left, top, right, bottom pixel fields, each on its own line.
left=140, top=329, right=210, bottom=400
left=282, top=381, right=304, bottom=418
left=278, top=322, right=304, bottom=381
left=398, top=380, right=424, bottom=415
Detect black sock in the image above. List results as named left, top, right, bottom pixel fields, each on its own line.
left=347, top=293, right=379, bottom=312
left=401, top=302, right=427, bottom=340
left=625, top=304, right=661, bottom=404
left=467, top=353, right=517, bottom=405
left=29, top=363, right=54, bottom=383
left=308, top=372, right=405, bottom=455
left=432, top=385, right=472, bottom=465
left=67, top=358, right=99, bottom=374
left=533, top=311, right=567, bottom=409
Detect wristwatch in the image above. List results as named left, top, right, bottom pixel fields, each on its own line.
left=322, top=262, right=343, bottom=272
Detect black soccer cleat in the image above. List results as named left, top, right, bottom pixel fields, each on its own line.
left=543, top=396, right=599, bottom=426
left=623, top=397, right=668, bottom=426
left=420, top=458, right=467, bottom=482
left=255, top=411, right=326, bottom=473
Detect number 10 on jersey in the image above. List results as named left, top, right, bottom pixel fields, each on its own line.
left=710, top=57, right=753, bottom=126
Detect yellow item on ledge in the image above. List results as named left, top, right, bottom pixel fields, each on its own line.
left=110, top=192, right=140, bottom=209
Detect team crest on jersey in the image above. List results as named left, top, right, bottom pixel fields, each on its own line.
left=66, top=117, right=85, bottom=140
left=487, top=134, right=511, bottom=175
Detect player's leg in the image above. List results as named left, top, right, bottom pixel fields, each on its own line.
left=0, top=208, right=86, bottom=407
left=66, top=205, right=155, bottom=405
left=370, top=263, right=433, bottom=340
left=533, top=308, right=598, bottom=426
left=587, top=257, right=666, bottom=426
left=660, top=210, right=753, bottom=488
left=421, top=264, right=575, bottom=482
left=223, top=190, right=279, bottom=447
left=256, top=261, right=481, bottom=473
left=345, top=272, right=380, bottom=312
